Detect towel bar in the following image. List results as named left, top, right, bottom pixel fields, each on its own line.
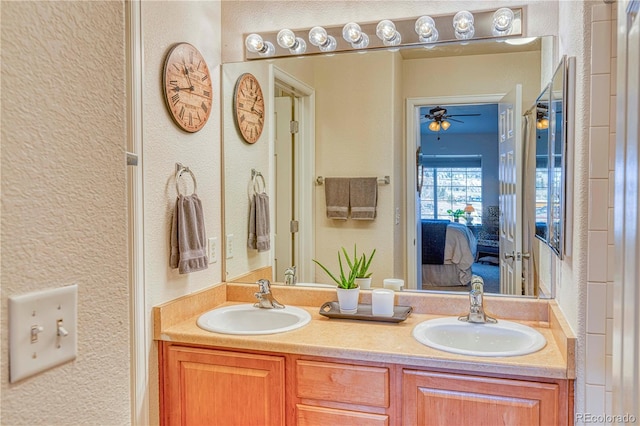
left=316, top=176, right=390, bottom=185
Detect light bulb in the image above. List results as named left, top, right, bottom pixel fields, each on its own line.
left=376, top=20, right=401, bottom=46
left=441, top=120, right=451, bottom=131
left=415, top=16, right=439, bottom=43
left=428, top=121, right=441, bottom=132
left=342, top=22, right=369, bottom=49
left=277, top=29, right=306, bottom=54
left=492, top=8, right=514, bottom=36
left=308, top=26, right=337, bottom=52
left=539, top=118, right=549, bottom=129
left=453, top=11, right=475, bottom=40
left=245, top=33, right=275, bottom=57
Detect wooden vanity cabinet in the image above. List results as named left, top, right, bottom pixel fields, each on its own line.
left=160, top=343, right=572, bottom=426
left=160, top=343, right=286, bottom=426
left=402, top=369, right=572, bottom=426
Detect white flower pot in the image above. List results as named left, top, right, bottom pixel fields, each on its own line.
left=355, top=277, right=372, bottom=289
left=336, top=286, right=360, bottom=314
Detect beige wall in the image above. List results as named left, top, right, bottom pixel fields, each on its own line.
left=141, top=1, right=222, bottom=424
left=222, top=60, right=272, bottom=281
left=1, top=2, right=130, bottom=424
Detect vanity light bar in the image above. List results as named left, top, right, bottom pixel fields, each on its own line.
left=244, top=7, right=523, bottom=60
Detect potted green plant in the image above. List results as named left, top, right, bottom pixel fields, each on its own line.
left=348, top=245, right=376, bottom=290
left=313, top=247, right=362, bottom=313
left=447, top=208, right=465, bottom=222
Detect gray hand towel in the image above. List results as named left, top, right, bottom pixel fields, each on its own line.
left=324, top=177, right=350, bottom=220
left=248, top=193, right=271, bottom=252
left=170, top=194, right=208, bottom=274
left=350, top=177, right=378, bottom=220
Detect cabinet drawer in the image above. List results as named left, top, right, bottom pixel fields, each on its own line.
left=296, top=360, right=389, bottom=407
left=297, top=404, right=389, bottom=426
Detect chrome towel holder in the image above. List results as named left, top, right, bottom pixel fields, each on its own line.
left=175, top=163, right=198, bottom=196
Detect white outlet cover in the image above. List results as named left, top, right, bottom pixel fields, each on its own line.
left=9, top=284, right=78, bottom=383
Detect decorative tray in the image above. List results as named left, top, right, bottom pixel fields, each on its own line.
left=319, top=301, right=413, bottom=323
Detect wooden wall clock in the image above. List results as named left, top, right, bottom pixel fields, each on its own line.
left=233, top=73, right=265, bottom=144
left=162, top=42, right=213, bottom=133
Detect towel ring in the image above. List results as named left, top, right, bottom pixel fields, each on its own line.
left=251, top=169, right=266, bottom=195
left=175, top=163, right=197, bottom=196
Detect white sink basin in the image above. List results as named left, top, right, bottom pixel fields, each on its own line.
left=197, top=304, right=311, bottom=335
left=412, top=317, right=546, bottom=357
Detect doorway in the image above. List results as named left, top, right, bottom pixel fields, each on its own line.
left=406, top=93, right=524, bottom=295
left=271, top=67, right=315, bottom=282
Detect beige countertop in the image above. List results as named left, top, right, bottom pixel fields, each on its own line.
left=154, top=283, right=576, bottom=380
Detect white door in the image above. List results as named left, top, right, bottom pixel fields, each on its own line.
left=498, top=85, right=523, bottom=295
left=274, top=96, right=295, bottom=282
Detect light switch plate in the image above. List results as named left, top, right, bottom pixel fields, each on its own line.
left=9, top=284, right=78, bottom=383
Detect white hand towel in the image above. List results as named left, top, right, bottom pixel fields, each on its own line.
left=170, top=194, right=208, bottom=274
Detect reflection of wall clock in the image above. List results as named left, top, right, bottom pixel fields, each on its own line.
left=233, top=73, right=265, bottom=144
left=162, top=42, right=213, bottom=132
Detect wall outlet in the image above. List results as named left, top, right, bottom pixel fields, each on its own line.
left=226, top=234, right=234, bottom=259
left=208, top=237, right=217, bottom=264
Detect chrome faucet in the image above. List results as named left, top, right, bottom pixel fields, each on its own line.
left=458, top=276, right=497, bottom=324
left=254, top=279, right=284, bottom=309
left=284, top=266, right=297, bottom=286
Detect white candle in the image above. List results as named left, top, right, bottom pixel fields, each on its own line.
left=383, top=278, right=404, bottom=291
left=371, top=288, right=395, bottom=317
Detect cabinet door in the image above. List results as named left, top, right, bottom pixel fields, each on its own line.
left=402, top=370, right=563, bottom=426
left=162, top=345, right=285, bottom=426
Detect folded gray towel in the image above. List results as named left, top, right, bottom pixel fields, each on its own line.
left=324, top=177, right=350, bottom=220
left=350, top=177, right=378, bottom=220
left=248, top=193, right=271, bottom=252
left=170, top=194, right=208, bottom=274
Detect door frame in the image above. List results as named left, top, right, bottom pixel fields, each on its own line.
left=126, top=0, right=148, bottom=424
left=405, top=94, right=504, bottom=289
left=270, top=66, right=316, bottom=282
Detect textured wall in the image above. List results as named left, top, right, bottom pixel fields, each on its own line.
left=141, top=2, right=222, bottom=424
left=1, top=2, right=130, bottom=424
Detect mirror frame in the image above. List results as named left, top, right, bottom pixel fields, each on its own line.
left=534, top=55, right=568, bottom=258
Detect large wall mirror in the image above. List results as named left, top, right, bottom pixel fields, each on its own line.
left=222, top=36, right=557, bottom=297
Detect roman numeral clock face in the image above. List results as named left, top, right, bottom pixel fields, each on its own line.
left=162, top=42, right=213, bottom=132
left=233, top=73, right=265, bottom=144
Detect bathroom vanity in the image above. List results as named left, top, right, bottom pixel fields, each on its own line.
left=155, top=283, right=575, bottom=425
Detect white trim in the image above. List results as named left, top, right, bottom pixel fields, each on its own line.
left=613, top=0, right=640, bottom=415
left=271, top=67, right=316, bottom=282
left=126, top=1, right=148, bottom=425
left=405, top=94, right=504, bottom=289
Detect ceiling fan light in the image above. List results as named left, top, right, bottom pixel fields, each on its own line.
left=441, top=120, right=451, bottom=130
left=537, top=118, right=549, bottom=130
left=428, top=121, right=441, bottom=132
